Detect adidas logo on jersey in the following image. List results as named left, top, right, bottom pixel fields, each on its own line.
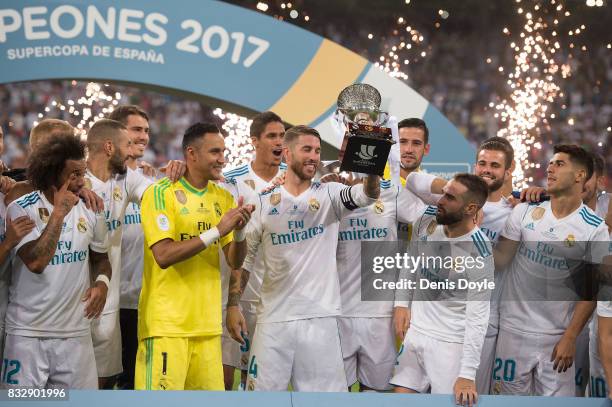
left=180, top=207, right=190, bottom=215
left=525, top=222, right=535, bottom=230
left=268, top=207, right=279, bottom=215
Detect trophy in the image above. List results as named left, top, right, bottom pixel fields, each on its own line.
left=335, top=83, right=394, bottom=176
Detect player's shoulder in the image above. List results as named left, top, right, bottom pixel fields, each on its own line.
left=414, top=205, right=437, bottom=235
left=142, top=178, right=173, bottom=207
left=576, top=203, right=605, bottom=229
left=208, top=181, right=234, bottom=200
left=380, top=178, right=393, bottom=190
left=471, top=228, right=493, bottom=258
left=12, top=190, right=42, bottom=211
left=223, top=163, right=250, bottom=180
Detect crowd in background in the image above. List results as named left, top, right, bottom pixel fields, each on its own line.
left=1, top=1, right=610, bottom=185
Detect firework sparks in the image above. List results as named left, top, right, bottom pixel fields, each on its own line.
left=213, top=108, right=254, bottom=169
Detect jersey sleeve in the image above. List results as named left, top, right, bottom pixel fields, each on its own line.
left=140, top=183, right=175, bottom=248
left=460, top=248, right=494, bottom=380
left=89, top=209, right=108, bottom=254
left=125, top=168, right=154, bottom=204
left=219, top=190, right=237, bottom=249
left=327, top=182, right=376, bottom=219
left=500, top=203, right=527, bottom=241
left=405, top=172, right=443, bottom=205
left=396, top=187, right=428, bottom=224
left=586, top=223, right=611, bottom=264
left=6, top=202, right=40, bottom=253
left=597, top=301, right=612, bottom=317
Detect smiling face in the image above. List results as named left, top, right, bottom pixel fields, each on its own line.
left=186, top=132, right=226, bottom=181
left=124, top=114, right=149, bottom=159
left=285, top=134, right=321, bottom=181
left=474, top=149, right=509, bottom=193
left=252, top=121, right=285, bottom=166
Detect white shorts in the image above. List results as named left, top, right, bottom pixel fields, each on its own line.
left=574, top=325, right=590, bottom=396
left=475, top=324, right=498, bottom=395
left=338, top=317, right=395, bottom=390
left=1, top=334, right=97, bottom=389
left=390, top=328, right=462, bottom=394
left=91, top=311, right=122, bottom=377
left=589, top=349, right=608, bottom=397
left=246, top=317, right=347, bottom=392
left=493, top=329, right=574, bottom=396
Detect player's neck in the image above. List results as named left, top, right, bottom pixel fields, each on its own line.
left=283, top=170, right=311, bottom=196
left=400, top=166, right=417, bottom=181
left=443, top=220, right=476, bottom=239
left=87, top=155, right=112, bottom=182
left=550, top=192, right=582, bottom=219
left=487, top=189, right=503, bottom=202
left=127, top=157, right=139, bottom=170
left=584, top=196, right=597, bottom=211
left=251, top=158, right=279, bottom=182
left=42, top=188, right=56, bottom=206
left=183, top=169, right=209, bottom=190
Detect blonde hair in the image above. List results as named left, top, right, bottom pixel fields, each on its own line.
left=30, top=119, right=74, bottom=151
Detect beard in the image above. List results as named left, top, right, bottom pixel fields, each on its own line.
left=109, top=151, right=127, bottom=175
left=400, top=155, right=421, bottom=172
left=436, top=209, right=463, bottom=225
left=290, top=160, right=316, bottom=181
left=485, top=177, right=504, bottom=193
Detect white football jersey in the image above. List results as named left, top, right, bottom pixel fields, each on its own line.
left=223, top=162, right=286, bottom=304
left=337, top=180, right=425, bottom=317
left=500, top=201, right=610, bottom=336
left=85, top=168, right=152, bottom=314
left=596, top=192, right=609, bottom=219
left=0, top=192, right=9, bottom=331
left=5, top=191, right=107, bottom=337
left=119, top=201, right=143, bottom=310
left=244, top=181, right=374, bottom=323
left=408, top=208, right=494, bottom=380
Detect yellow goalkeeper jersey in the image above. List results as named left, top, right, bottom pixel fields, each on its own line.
left=138, top=177, right=235, bottom=339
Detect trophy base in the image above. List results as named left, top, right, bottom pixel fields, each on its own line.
left=340, top=134, right=392, bottom=176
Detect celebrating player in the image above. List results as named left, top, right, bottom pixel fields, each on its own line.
left=135, top=122, right=253, bottom=390
left=227, top=125, right=381, bottom=391
left=1, top=134, right=110, bottom=389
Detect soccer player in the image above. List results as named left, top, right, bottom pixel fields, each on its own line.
left=84, top=119, right=155, bottom=388
left=136, top=122, right=253, bottom=390
left=391, top=173, right=494, bottom=407
left=336, top=176, right=425, bottom=392
left=108, top=105, right=154, bottom=390
left=221, top=111, right=286, bottom=390
left=493, top=144, right=610, bottom=396
left=597, top=301, right=612, bottom=399
left=226, top=125, right=381, bottom=391
left=397, top=137, right=515, bottom=394
left=1, top=134, right=110, bottom=389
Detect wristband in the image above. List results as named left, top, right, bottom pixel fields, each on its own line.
left=233, top=227, right=246, bottom=242
left=95, top=274, right=110, bottom=288
left=200, top=227, right=220, bottom=247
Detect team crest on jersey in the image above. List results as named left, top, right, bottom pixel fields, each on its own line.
left=244, top=179, right=256, bottom=190
left=493, top=381, right=501, bottom=395
left=175, top=190, right=187, bottom=204
left=270, top=193, right=281, bottom=206
left=179, top=207, right=190, bottom=215
left=247, top=381, right=255, bottom=391
left=77, top=217, right=87, bottom=233
left=84, top=178, right=92, bottom=190
left=38, top=208, right=50, bottom=223
left=565, top=234, right=576, bottom=247
left=112, top=186, right=122, bottom=201
left=214, top=202, right=222, bottom=217
left=426, top=220, right=437, bottom=235
left=309, top=198, right=320, bottom=212
left=374, top=200, right=384, bottom=214
left=532, top=207, right=545, bottom=220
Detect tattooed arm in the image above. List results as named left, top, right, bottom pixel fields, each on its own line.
left=17, top=177, right=79, bottom=274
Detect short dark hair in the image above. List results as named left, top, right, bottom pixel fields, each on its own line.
left=592, top=152, right=605, bottom=177
left=284, top=125, right=321, bottom=146
left=87, top=119, right=127, bottom=152
left=454, top=173, right=488, bottom=209
left=28, top=133, right=86, bottom=191
left=250, top=111, right=283, bottom=139
left=182, top=122, right=221, bottom=151
left=398, top=118, right=429, bottom=144
left=553, top=144, right=593, bottom=181
left=477, top=138, right=515, bottom=169
left=108, top=105, right=149, bottom=125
